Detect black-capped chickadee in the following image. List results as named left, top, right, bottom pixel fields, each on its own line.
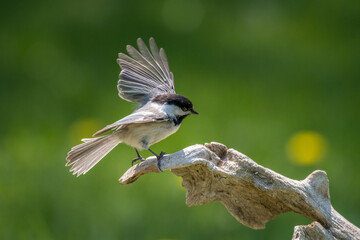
left=66, top=38, right=198, bottom=176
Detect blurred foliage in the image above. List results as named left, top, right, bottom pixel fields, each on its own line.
left=1, top=0, right=360, bottom=239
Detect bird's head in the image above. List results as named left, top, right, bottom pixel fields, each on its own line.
left=152, top=94, right=198, bottom=118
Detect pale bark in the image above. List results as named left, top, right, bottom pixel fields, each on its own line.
left=119, top=142, right=360, bottom=240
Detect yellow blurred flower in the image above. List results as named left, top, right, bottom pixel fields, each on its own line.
left=287, top=131, right=327, bottom=165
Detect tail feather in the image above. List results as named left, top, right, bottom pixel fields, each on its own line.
left=66, top=133, right=121, bottom=176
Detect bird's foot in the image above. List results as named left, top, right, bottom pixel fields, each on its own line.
left=157, top=151, right=166, bottom=160
left=147, top=148, right=166, bottom=172
left=156, top=152, right=166, bottom=171
left=131, top=157, right=145, bottom=166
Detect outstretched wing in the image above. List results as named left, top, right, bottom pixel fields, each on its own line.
left=117, top=37, right=175, bottom=104
left=92, top=107, right=169, bottom=137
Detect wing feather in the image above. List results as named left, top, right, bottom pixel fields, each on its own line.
left=149, top=38, right=170, bottom=80
left=135, top=38, right=168, bottom=81
left=159, top=48, right=170, bottom=76
left=92, top=107, right=168, bottom=137
left=159, top=48, right=174, bottom=87
left=125, top=45, right=165, bottom=82
left=117, top=37, right=175, bottom=103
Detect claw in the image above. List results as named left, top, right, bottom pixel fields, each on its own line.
left=157, top=152, right=166, bottom=171
left=131, top=157, right=145, bottom=166
left=158, top=151, right=166, bottom=159
left=147, top=148, right=166, bottom=171
left=132, top=148, right=145, bottom=166
left=159, top=152, right=166, bottom=159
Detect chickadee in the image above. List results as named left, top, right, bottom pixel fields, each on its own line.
left=66, top=37, right=198, bottom=176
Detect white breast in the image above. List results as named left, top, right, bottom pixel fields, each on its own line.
left=120, top=120, right=180, bottom=150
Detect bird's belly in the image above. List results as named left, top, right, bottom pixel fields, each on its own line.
left=120, top=121, right=180, bottom=150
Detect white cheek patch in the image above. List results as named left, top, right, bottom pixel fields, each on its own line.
left=161, top=104, right=185, bottom=117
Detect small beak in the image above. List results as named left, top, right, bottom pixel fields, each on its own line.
left=190, top=108, right=199, bottom=115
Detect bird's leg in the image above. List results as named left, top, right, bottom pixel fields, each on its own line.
left=148, top=148, right=166, bottom=160
left=148, top=148, right=166, bottom=171
left=131, top=148, right=145, bottom=166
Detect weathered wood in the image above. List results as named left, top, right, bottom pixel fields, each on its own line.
left=119, top=142, right=360, bottom=240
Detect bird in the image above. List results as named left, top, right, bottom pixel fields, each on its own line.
left=66, top=37, right=198, bottom=176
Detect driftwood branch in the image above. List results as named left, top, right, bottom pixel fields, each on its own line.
left=119, top=142, right=360, bottom=240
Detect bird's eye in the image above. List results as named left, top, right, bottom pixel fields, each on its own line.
left=181, top=107, right=187, bottom=112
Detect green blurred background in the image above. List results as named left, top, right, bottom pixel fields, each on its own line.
left=1, top=0, right=359, bottom=239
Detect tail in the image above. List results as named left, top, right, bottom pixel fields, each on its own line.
left=66, top=133, right=121, bottom=176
